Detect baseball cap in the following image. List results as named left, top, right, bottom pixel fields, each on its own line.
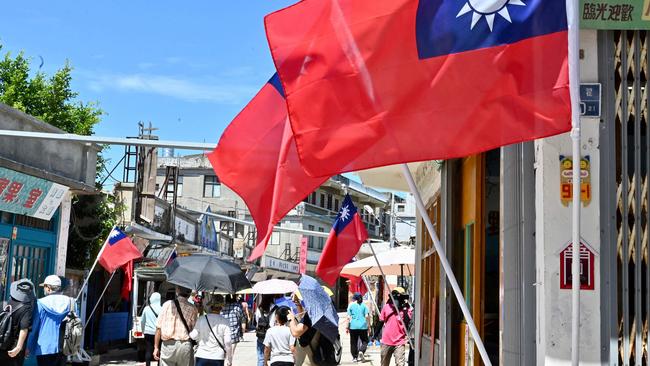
left=39, top=275, right=62, bottom=288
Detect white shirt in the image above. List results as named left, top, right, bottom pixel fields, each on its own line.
left=189, top=314, right=232, bottom=360
left=263, top=325, right=295, bottom=364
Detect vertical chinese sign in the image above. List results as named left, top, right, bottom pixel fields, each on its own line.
left=299, top=236, right=308, bottom=274
left=0, top=167, right=68, bottom=220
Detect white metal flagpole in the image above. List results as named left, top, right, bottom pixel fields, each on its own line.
left=75, top=239, right=108, bottom=303
left=567, top=0, right=582, bottom=364
left=400, top=164, right=492, bottom=366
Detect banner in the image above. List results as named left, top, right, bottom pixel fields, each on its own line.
left=0, top=167, right=68, bottom=220
left=581, top=0, right=650, bottom=29
left=299, top=237, right=308, bottom=274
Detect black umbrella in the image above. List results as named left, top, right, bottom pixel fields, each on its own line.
left=165, top=255, right=250, bottom=293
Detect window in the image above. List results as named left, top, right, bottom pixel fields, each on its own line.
left=320, top=193, right=326, bottom=208
left=327, top=194, right=333, bottom=210
left=397, top=204, right=406, bottom=213
left=165, top=176, right=183, bottom=200
left=204, top=176, right=221, bottom=197
left=318, top=227, right=325, bottom=250
left=334, top=199, right=340, bottom=212
left=310, top=192, right=317, bottom=204
left=420, top=197, right=441, bottom=338
left=271, top=232, right=280, bottom=245
left=308, top=225, right=315, bottom=248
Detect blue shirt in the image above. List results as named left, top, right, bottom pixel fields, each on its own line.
left=27, top=293, right=74, bottom=356
left=347, top=302, right=369, bottom=330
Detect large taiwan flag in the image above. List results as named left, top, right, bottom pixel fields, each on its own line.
left=265, top=0, right=574, bottom=177
left=99, top=227, right=143, bottom=273
left=208, top=74, right=328, bottom=261
left=316, top=194, right=368, bottom=286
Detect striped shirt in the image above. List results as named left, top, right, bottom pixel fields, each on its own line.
left=222, top=303, right=244, bottom=343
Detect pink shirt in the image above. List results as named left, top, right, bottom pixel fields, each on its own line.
left=379, top=303, right=410, bottom=346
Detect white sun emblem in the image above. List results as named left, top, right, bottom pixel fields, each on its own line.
left=339, top=205, right=351, bottom=221
left=109, top=229, right=120, bottom=239
left=457, top=0, right=526, bottom=31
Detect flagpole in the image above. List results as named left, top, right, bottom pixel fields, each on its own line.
left=366, top=241, right=414, bottom=349
left=75, top=239, right=109, bottom=303
left=400, top=164, right=491, bottom=366
left=568, top=0, right=582, bottom=364
left=84, top=270, right=118, bottom=329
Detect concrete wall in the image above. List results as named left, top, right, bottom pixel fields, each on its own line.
left=0, top=102, right=98, bottom=191
left=535, top=29, right=601, bottom=366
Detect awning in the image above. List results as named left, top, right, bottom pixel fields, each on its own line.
left=125, top=223, right=173, bottom=242
left=356, top=162, right=422, bottom=191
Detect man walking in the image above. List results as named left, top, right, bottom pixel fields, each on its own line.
left=221, top=295, right=243, bottom=366
left=26, top=275, right=74, bottom=366
left=0, top=279, right=35, bottom=366
left=347, top=292, right=370, bottom=362
left=153, top=286, right=198, bottom=366
left=379, top=288, right=411, bottom=366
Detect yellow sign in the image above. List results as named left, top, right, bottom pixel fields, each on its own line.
left=560, top=156, right=591, bottom=207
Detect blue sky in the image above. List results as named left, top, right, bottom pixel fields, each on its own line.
left=0, top=1, right=295, bottom=187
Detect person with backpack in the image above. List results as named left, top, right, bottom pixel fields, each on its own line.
left=255, top=295, right=277, bottom=366
left=263, top=306, right=295, bottom=366
left=0, top=279, right=35, bottom=366
left=26, top=275, right=77, bottom=366
left=153, top=286, right=198, bottom=366
left=141, top=292, right=162, bottom=366
left=189, top=295, right=231, bottom=366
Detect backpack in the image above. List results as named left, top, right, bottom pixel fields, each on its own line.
left=59, top=297, right=83, bottom=356
left=311, top=332, right=342, bottom=366
left=255, top=306, right=275, bottom=341
left=0, top=303, right=23, bottom=350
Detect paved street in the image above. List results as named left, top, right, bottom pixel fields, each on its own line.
left=99, top=316, right=407, bottom=366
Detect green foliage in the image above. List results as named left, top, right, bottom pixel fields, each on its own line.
left=0, top=45, right=102, bottom=135
left=0, top=44, right=120, bottom=269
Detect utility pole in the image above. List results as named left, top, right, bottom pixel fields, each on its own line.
left=389, top=193, right=396, bottom=248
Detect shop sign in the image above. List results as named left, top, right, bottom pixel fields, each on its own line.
left=0, top=167, right=68, bottom=220
left=559, top=155, right=591, bottom=207
left=580, top=84, right=601, bottom=118
left=264, top=255, right=299, bottom=274
left=560, top=240, right=596, bottom=290
left=299, top=237, right=308, bottom=274
left=581, top=0, right=650, bottom=29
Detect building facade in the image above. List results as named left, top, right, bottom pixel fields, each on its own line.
left=413, top=14, right=649, bottom=366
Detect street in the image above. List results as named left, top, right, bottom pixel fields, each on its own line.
left=98, top=317, right=407, bottom=366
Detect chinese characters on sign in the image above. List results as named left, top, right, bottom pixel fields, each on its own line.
left=559, top=241, right=596, bottom=290
left=559, top=156, right=591, bottom=207
left=581, top=0, right=650, bottom=29
left=299, top=237, right=308, bottom=274
left=0, top=167, right=68, bottom=220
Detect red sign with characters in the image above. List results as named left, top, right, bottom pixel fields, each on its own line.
left=560, top=240, right=596, bottom=290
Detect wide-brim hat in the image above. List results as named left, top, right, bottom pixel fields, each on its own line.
left=10, top=279, right=35, bottom=303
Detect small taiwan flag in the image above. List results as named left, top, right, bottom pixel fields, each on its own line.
left=316, top=194, right=368, bottom=286
left=99, top=227, right=142, bottom=273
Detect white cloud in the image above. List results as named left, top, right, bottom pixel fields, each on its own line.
left=85, top=72, right=257, bottom=104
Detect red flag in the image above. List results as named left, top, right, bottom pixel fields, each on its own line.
left=316, top=194, right=368, bottom=286
left=120, top=260, right=133, bottom=301
left=99, top=227, right=142, bottom=273
left=265, top=0, right=572, bottom=177
left=207, top=74, right=327, bottom=261
left=342, top=273, right=367, bottom=296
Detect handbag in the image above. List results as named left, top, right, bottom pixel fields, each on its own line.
left=174, top=299, right=198, bottom=349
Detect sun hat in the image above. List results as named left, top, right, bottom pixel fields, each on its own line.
left=10, top=279, right=35, bottom=303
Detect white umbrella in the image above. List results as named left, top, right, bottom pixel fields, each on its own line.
left=341, top=247, right=414, bottom=277
left=356, top=162, right=422, bottom=191
left=251, top=279, right=298, bottom=294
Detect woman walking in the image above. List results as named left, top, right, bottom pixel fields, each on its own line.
left=140, top=292, right=162, bottom=366
left=190, top=295, right=231, bottom=366
left=263, top=306, right=295, bottom=366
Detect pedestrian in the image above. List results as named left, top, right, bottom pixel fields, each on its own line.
left=221, top=295, right=243, bottom=366
left=26, top=275, right=75, bottom=366
left=189, top=295, right=231, bottom=366
left=255, top=295, right=277, bottom=366
left=263, top=306, right=295, bottom=366
left=287, top=294, right=318, bottom=366
left=379, top=288, right=411, bottom=366
left=241, top=300, right=251, bottom=333
left=153, top=286, right=198, bottom=366
left=0, top=279, right=35, bottom=366
left=141, top=292, right=162, bottom=366
left=347, top=292, right=369, bottom=362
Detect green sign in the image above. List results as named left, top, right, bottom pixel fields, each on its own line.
left=0, top=167, right=68, bottom=220
left=581, top=0, right=650, bottom=29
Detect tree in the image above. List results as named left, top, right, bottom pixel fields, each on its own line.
left=0, top=44, right=121, bottom=269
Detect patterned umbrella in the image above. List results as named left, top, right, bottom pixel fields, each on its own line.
left=298, top=275, right=339, bottom=343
